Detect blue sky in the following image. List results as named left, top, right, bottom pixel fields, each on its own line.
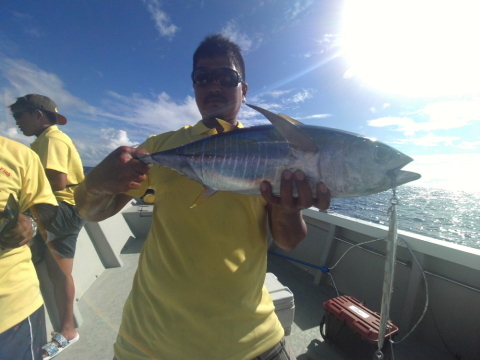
left=1, top=0, right=479, bottom=192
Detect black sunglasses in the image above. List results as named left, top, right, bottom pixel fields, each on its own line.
left=191, top=67, right=243, bottom=88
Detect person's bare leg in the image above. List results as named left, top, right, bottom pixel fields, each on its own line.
left=44, top=250, right=77, bottom=340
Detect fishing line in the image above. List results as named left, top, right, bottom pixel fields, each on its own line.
left=326, top=272, right=340, bottom=298
left=328, top=237, right=385, bottom=271
left=398, top=237, right=459, bottom=359
left=391, top=236, right=429, bottom=345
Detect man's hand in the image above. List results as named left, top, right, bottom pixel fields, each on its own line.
left=75, top=147, right=151, bottom=222
left=0, top=213, right=36, bottom=249
left=260, top=170, right=331, bottom=251
left=260, top=170, right=331, bottom=212
left=85, top=146, right=151, bottom=196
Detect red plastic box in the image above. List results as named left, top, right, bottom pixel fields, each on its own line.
left=321, top=296, right=398, bottom=359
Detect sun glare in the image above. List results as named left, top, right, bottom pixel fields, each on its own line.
left=342, top=0, right=480, bottom=97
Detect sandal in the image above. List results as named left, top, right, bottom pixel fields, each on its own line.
left=42, top=332, right=80, bottom=360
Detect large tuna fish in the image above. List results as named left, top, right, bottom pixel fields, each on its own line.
left=139, top=104, right=421, bottom=207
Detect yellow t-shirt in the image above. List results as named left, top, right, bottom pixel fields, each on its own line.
left=0, top=136, right=57, bottom=333
left=115, top=120, right=284, bottom=360
left=30, top=125, right=84, bottom=205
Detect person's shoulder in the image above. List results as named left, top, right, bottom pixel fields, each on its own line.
left=142, top=125, right=194, bottom=152
left=150, top=124, right=194, bottom=139
left=0, top=136, right=44, bottom=170
left=0, top=136, right=34, bottom=155
left=46, top=125, right=68, bottom=138
left=44, top=126, right=73, bottom=144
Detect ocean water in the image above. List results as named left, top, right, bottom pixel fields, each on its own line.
left=329, top=186, right=480, bottom=250
left=83, top=167, right=480, bottom=250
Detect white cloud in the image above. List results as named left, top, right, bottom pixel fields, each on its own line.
left=300, top=114, right=330, bottom=119
left=286, top=89, right=314, bottom=103
left=403, top=153, right=480, bottom=193
left=298, top=34, right=340, bottom=59
left=0, top=122, right=30, bottom=147
left=221, top=21, right=256, bottom=53
left=102, top=91, right=200, bottom=133
left=398, top=132, right=460, bottom=147
left=285, top=0, right=315, bottom=21
left=368, top=116, right=417, bottom=135
left=368, top=100, right=480, bottom=135
left=240, top=103, right=275, bottom=119
left=315, top=34, right=340, bottom=52
left=0, top=58, right=96, bottom=117
left=238, top=101, right=286, bottom=126
left=458, top=141, right=480, bottom=150
left=266, top=90, right=291, bottom=99
left=74, top=128, right=139, bottom=166
left=300, top=51, right=314, bottom=58
left=370, top=103, right=389, bottom=114
left=24, top=27, right=42, bottom=38
left=11, top=11, right=32, bottom=20
left=239, top=100, right=330, bottom=126
left=343, top=68, right=355, bottom=79
left=418, top=101, right=480, bottom=128
left=142, top=0, right=178, bottom=38
left=101, top=129, right=138, bottom=150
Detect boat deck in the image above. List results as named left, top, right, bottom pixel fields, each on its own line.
left=55, top=236, right=455, bottom=360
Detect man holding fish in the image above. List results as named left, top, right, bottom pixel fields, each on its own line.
left=75, top=34, right=331, bottom=360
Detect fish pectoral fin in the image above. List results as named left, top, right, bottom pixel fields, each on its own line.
left=246, top=104, right=318, bottom=154
left=190, top=187, right=218, bottom=208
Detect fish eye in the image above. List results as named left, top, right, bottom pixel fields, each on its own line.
left=374, top=144, right=393, bottom=163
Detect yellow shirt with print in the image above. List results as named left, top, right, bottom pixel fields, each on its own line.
left=30, top=125, right=84, bottom=205
left=0, top=136, right=57, bottom=333
left=115, top=120, right=284, bottom=360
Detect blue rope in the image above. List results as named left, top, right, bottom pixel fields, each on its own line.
left=268, top=250, right=330, bottom=273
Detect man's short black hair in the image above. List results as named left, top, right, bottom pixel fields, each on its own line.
left=193, top=33, right=246, bottom=82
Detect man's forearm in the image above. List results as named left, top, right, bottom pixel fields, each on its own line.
left=74, top=181, right=128, bottom=222
left=268, top=206, right=307, bottom=251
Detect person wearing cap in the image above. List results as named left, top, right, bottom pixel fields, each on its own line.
left=0, top=136, right=58, bottom=360
left=9, top=94, right=85, bottom=358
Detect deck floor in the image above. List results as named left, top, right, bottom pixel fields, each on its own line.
left=55, top=237, right=454, bottom=360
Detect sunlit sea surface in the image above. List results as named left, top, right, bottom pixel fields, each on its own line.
left=329, top=186, right=480, bottom=250
left=84, top=167, right=480, bottom=250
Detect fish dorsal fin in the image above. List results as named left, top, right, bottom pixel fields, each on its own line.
left=246, top=104, right=317, bottom=153
left=190, top=186, right=217, bottom=208
left=278, top=113, right=304, bottom=125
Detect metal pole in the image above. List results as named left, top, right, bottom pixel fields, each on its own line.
left=377, top=194, right=398, bottom=356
